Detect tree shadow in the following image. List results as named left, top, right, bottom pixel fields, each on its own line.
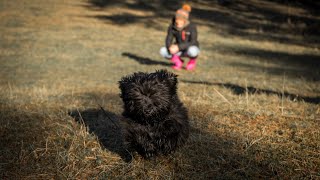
left=176, top=126, right=278, bottom=179
left=85, top=13, right=166, bottom=30
left=219, top=45, right=320, bottom=69
left=88, top=14, right=148, bottom=25
left=189, top=1, right=320, bottom=47
left=44, top=90, right=315, bottom=178
left=63, top=92, right=280, bottom=178
left=85, top=0, right=121, bottom=8
left=229, top=61, right=320, bottom=82
left=0, top=103, right=52, bottom=178
left=68, top=107, right=133, bottom=162
left=84, top=0, right=320, bottom=48
left=220, top=1, right=319, bottom=37
left=181, top=79, right=320, bottom=104
left=122, top=52, right=171, bottom=66
left=66, top=99, right=280, bottom=178
left=213, top=44, right=320, bottom=82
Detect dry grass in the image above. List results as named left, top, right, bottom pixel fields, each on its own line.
left=0, top=0, right=319, bottom=179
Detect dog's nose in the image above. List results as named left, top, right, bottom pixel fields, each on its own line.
left=143, top=97, right=153, bottom=104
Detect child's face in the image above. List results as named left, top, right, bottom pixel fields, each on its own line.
left=175, top=18, right=185, bottom=29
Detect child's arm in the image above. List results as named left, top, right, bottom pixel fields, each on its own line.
left=165, top=25, right=174, bottom=50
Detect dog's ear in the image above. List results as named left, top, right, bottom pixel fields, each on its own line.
left=118, top=76, right=129, bottom=92
left=155, top=69, right=178, bottom=88
left=119, top=72, right=146, bottom=91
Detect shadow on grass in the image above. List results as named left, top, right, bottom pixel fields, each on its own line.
left=0, top=99, right=312, bottom=178
left=229, top=61, right=320, bottom=82
left=0, top=103, right=54, bottom=178
left=88, top=14, right=147, bottom=25
left=122, top=52, right=171, bottom=66
left=216, top=45, right=320, bottom=82
left=10, top=87, right=308, bottom=178
left=176, top=126, right=277, bottom=179
left=84, top=0, right=320, bottom=48
left=217, top=45, right=320, bottom=73
left=65, top=92, right=278, bottom=178
left=67, top=107, right=278, bottom=178
left=181, top=79, right=320, bottom=104
left=69, top=108, right=133, bottom=162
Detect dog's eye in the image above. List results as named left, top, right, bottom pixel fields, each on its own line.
left=141, top=91, right=155, bottom=97
left=153, top=101, right=160, bottom=106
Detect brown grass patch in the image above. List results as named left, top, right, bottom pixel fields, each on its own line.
left=1, top=0, right=319, bottom=179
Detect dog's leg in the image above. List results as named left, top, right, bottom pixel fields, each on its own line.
left=121, top=120, right=157, bottom=158
left=153, top=118, right=189, bottom=155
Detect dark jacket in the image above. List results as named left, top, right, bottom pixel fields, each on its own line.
left=165, top=19, right=199, bottom=52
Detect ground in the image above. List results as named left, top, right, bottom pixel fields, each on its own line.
left=0, top=0, right=319, bottom=179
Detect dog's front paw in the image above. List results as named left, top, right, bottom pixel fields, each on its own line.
left=144, top=151, right=155, bottom=159
left=137, top=143, right=157, bottom=159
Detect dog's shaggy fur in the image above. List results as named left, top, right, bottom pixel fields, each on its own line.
left=119, top=69, right=189, bottom=158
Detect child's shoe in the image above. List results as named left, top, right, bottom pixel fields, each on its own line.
left=186, top=59, right=196, bottom=70
left=171, top=55, right=183, bottom=70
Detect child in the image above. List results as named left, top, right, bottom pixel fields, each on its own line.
left=160, top=4, right=200, bottom=70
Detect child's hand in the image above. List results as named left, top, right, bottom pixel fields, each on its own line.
left=169, top=45, right=179, bottom=54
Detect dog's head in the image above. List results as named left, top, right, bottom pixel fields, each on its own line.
left=119, top=70, right=178, bottom=122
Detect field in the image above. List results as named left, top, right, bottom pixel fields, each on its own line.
left=0, top=0, right=319, bottom=179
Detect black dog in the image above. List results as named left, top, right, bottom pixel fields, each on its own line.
left=119, top=69, right=189, bottom=158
